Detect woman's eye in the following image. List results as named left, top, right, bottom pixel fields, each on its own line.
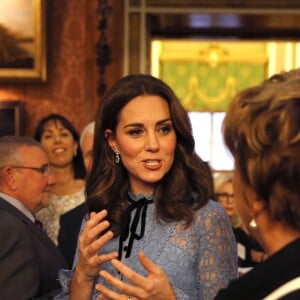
left=61, top=131, right=71, bottom=137
left=159, top=125, right=172, bottom=134
left=43, top=134, right=52, bottom=139
left=128, top=128, right=143, bottom=136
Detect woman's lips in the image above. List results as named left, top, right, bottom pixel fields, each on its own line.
left=143, top=159, right=162, bottom=170
left=53, top=148, right=65, bottom=154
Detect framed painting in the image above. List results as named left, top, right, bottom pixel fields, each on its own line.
left=0, top=100, right=25, bottom=136
left=0, top=0, right=46, bottom=82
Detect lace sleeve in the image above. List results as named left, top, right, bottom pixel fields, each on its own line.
left=54, top=216, right=89, bottom=300
left=173, top=286, right=189, bottom=300
left=196, top=201, right=238, bottom=299
left=54, top=269, right=73, bottom=299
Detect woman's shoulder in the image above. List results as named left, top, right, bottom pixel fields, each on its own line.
left=192, top=199, right=233, bottom=232
left=195, top=199, right=227, bottom=218
left=52, top=188, right=85, bottom=203
left=51, top=183, right=85, bottom=198
left=50, top=178, right=85, bottom=197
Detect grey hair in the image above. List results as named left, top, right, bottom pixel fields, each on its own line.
left=80, top=121, right=95, bottom=149
left=0, top=135, right=42, bottom=167
left=213, top=172, right=233, bottom=192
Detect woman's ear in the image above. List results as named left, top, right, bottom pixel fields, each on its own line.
left=252, top=196, right=265, bottom=215
left=242, top=184, right=265, bottom=218
left=104, top=129, right=118, bottom=151
left=73, top=142, right=79, bottom=156
left=245, top=185, right=265, bottom=218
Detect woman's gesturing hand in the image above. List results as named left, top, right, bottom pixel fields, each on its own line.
left=75, top=210, right=118, bottom=282
left=96, top=251, right=176, bottom=300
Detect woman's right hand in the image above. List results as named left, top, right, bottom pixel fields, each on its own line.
left=70, top=209, right=118, bottom=299
left=75, top=210, right=118, bottom=281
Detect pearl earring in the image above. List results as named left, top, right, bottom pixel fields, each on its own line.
left=249, top=218, right=257, bottom=228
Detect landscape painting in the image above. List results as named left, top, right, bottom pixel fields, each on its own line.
left=0, top=0, right=46, bottom=82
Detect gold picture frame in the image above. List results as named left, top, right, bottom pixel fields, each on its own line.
left=0, top=0, right=46, bottom=82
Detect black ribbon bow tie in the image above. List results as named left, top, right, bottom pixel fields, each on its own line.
left=118, top=196, right=153, bottom=260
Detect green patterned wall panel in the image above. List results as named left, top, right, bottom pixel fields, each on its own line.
left=160, top=62, right=266, bottom=111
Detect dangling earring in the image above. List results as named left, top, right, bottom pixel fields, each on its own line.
left=115, top=152, right=120, bottom=164
left=74, top=148, right=78, bottom=156
left=249, top=218, right=257, bottom=228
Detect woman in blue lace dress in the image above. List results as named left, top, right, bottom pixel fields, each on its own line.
left=56, top=74, right=237, bottom=300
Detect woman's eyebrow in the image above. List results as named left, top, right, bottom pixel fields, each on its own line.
left=124, top=118, right=172, bottom=128
left=157, top=118, right=172, bottom=125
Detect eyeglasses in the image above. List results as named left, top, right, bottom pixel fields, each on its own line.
left=9, top=164, right=51, bottom=176
left=215, top=192, right=234, bottom=204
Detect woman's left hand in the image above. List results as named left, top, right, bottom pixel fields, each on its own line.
left=96, top=251, right=176, bottom=300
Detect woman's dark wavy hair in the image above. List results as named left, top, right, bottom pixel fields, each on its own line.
left=86, top=74, right=213, bottom=234
left=223, top=69, right=300, bottom=230
left=34, top=113, right=86, bottom=179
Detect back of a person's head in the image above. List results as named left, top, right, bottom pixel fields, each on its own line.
left=223, top=68, right=300, bottom=229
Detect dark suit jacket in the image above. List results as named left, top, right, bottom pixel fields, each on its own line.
left=0, top=197, right=67, bottom=299
left=233, top=227, right=263, bottom=268
left=58, top=202, right=87, bottom=268
left=215, top=238, right=300, bottom=299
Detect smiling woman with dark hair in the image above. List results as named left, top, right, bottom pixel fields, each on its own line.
left=34, top=114, right=86, bottom=246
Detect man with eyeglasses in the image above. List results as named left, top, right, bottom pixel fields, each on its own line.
left=0, top=135, right=67, bottom=299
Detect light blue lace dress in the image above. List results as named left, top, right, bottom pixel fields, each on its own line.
left=56, top=195, right=237, bottom=299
